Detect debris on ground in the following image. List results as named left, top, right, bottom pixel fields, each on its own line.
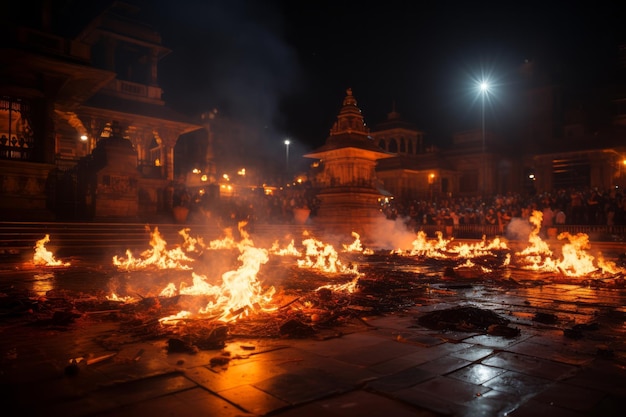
left=416, top=305, right=519, bottom=337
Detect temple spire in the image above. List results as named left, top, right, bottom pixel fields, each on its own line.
left=329, top=88, right=370, bottom=137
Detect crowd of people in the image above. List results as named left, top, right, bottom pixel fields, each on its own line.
left=183, top=183, right=321, bottom=228
left=182, top=184, right=626, bottom=234
left=380, top=186, right=626, bottom=233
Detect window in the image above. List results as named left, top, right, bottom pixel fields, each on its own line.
left=0, top=96, right=35, bottom=161
left=389, top=138, right=398, bottom=153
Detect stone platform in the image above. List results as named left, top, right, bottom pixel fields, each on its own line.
left=1, top=246, right=625, bottom=417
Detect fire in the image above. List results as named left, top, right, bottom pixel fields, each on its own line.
left=208, top=221, right=254, bottom=250
left=340, top=231, right=374, bottom=255
left=516, top=210, right=553, bottom=262
left=112, top=227, right=194, bottom=270
left=511, top=211, right=621, bottom=276
left=106, top=293, right=136, bottom=303
left=158, top=245, right=276, bottom=323
left=269, top=239, right=302, bottom=256
left=596, top=254, right=626, bottom=275
left=447, top=236, right=509, bottom=259
left=554, top=232, right=597, bottom=276
left=297, top=236, right=360, bottom=275
left=179, top=227, right=205, bottom=253
left=317, top=276, right=360, bottom=293
left=343, top=232, right=364, bottom=252
left=30, top=211, right=620, bottom=332
left=208, top=227, right=237, bottom=249
left=407, top=231, right=450, bottom=258
left=33, top=234, right=70, bottom=266
left=382, top=209, right=622, bottom=278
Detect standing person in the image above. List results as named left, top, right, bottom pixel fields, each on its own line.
left=570, top=190, right=584, bottom=224
left=587, top=189, right=601, bottom=224
left=541, top=204, right=555, bottom=237
left=555, top=207, right=566, bottom=225
left=498, top=209, right=512, bottom=234
left=450, top=208, right=460, bottom=228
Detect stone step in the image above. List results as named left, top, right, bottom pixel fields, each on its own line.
left=0, top=222, right=223, bottom=260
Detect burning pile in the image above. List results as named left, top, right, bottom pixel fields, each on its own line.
left=18, top=212, right=625, bottom=350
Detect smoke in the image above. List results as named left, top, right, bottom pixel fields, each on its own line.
left=144, top=0, right=303, bottom=165
left=505, top=217, right=533, bottom=241
left=367, top=216, right=417, bottom=250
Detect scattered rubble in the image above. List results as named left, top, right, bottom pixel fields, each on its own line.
left=416, top=305, right=520, bottom=338
left=1, top=258, right=624, bottom=355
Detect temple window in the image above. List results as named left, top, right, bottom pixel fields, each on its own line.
left=389, top=138, right=398, bottom=153
left=0, top=96, right=35, bottom=161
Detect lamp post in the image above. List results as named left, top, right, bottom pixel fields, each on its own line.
left=284, top=139, right=290, bottom=178
left=479, top=81, right=489, bottom=196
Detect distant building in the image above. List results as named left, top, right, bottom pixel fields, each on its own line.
left=2, top=1, right=625, bottom=224
left=0, top=1, right=211, bottom=221
left=304, top=89, right=393, bottom=237
left=370, top=56, right=626, bottom=201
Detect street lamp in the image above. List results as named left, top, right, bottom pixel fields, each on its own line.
left=479, top=81, right=489, bottom=196
left=284, top=139, right=290, bottom=176
left=480, top=81, right=489, bottom=152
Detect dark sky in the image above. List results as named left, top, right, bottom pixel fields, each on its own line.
left=134, top=0, right=625, bottom=162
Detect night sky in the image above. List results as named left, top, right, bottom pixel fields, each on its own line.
left=134, top=0, right=625, bottom=164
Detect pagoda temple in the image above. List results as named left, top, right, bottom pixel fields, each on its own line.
left=304, top=88, right=394, bottom=241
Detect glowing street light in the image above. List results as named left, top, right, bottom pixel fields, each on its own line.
left=479, top=81, right=489, bottom=154
left=284, top=139, right=291, bottom=175
left=479, top=80, right=489, bottom=196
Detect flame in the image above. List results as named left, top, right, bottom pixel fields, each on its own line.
left=33, top=234, right=70, bottom=266
left=112, top=227, right=193, bottom=270
left=380, top=209, right=620, bottom=279
left=516, top=210, right=553, bottom=259
left=60, top=208, right=626, bottom=331
left=269, top=239, right=302, bottom=256
left=343, top=232, right=364, bottom=252
left=159, top=245, right=276, bottom=323
left=179, top=227, right=205, bottom=253
left=554, top=232, right=597, bottom=276
left=408, top=231, right=450, bottom=257
left=297, top=236, right=359, bottom=275
left=159, top=310, right=192, bottom=325
left=208, top=221, right=253, bottom=249
left=106, top=293, right=136, bottom=303
left=316, top=276, right=360, bottom=293
left=513, top=211, right=606, bottom=276
left=596, top=254, right=626, bottom=275
left=447, top=236, right=509, bottom=259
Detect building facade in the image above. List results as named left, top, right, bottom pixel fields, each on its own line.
left=0, top=1, right=209, bottom=221
left=369, top=57, right=626, bottom=202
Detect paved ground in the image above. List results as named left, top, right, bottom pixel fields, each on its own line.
left=1, top=245, right=626, bottom=417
